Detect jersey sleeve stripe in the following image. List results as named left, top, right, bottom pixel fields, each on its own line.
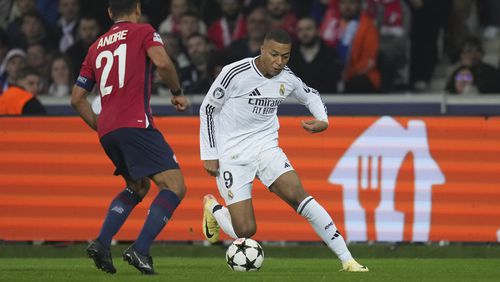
left=220, top=62, right=250, bottom=88
left=205, top=104, right=216, bottom=148
left=222, top=65, right=251, bottom=88
left=144, top=57, right=153, bottom=127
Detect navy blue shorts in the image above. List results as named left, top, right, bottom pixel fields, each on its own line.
left=99, top=127, right=180, bottom=181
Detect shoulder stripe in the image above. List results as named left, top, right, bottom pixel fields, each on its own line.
left=222, top=65, right=251, bottom=88
left=251, top=59, right=262, bottom=77
left=284, top=66, right=297, bottom=77
left=221, top=62, right=250, bottom=87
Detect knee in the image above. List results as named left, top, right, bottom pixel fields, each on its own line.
left=129, top=179, right=151, bottom=199
left=158, top=181, right=186, bottom=200
left=173, top=183, right=186, bottom=200
left=290, top=188, right=309, bottom=210
left=234, top=224, right=257, bottom=239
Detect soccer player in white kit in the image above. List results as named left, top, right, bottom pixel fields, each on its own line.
left=199, top=29, right=368, bottom=272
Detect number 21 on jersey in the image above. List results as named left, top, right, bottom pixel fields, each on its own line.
left=96, top=43, right=127, bottom=96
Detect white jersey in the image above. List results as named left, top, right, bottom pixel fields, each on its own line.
left=200, top=57, right=328, bottom=164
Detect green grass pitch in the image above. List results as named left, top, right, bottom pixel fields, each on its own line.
left=1, top=244, right=499, bottom=281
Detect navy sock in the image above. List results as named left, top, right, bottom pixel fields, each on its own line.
left=134, top=189, right=180, bottom=256
left=97, top=187, right=141, bottom=248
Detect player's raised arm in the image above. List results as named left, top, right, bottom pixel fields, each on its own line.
left=147, top=45, right=189, bottom=111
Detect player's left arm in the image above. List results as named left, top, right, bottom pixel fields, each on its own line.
left=289, top=74, right=329, bottom=133
left=147, top=46, right=189, bottom=111
left=144, top=26, right=189, bottom=111
left=71, top=85, right=97, bottom=131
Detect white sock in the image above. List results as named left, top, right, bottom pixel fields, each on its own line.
left=298, top=196, right=353, bottom=263
left=212, top=204, right=238, bottom=239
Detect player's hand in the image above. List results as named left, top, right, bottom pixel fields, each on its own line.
left=171, top=95, right=190, bottom=111
left=301, top=119, right=328, bottom=133
left=204, top=159, right=219, bottom=177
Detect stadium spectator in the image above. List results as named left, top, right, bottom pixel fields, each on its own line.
left=158, top=0, right=195, bottom=35
left=72, top=0, right=189, bottom=275
left=207, top=0, right=247, bottom=50
left=0, top=67, right=46, bottom=115
left=65, top=16, right=101, bottom=79
left=7, top=0, right=38, bottom=44
left=310, top=0, right=332, bottom=24
left=13, top=11, right=55, bottom=50
left=288, top=17, right=340, bottom=94
left=184, top=33, right=214, bottom=94
left=36, top=0, right=59, bottom=28
left=152, top=32, right=191, bottom=95
left=445, top=65, right=478, bottom=95
left=321, top=0, right=380, bottom=93
left=56, top=0, right=81, bottom=52
left=26, top=43, right=49, bottom=93
left=446, top=0, right=476, bottom=63
left=178, top=11, right=207, bottom=47
left=445, top=37, right=500, bottom=94
left=266, top=0, right=297, bottom=37
left=225, top=7, right=270, bottom=61
left=200, top=29, right=368, bottom=273
left=0, top=0, right=14, bottom=29
left=408, top=0, right=452, bottom=91
left=366, top=0, right=407, bottom=93
left=318, top=0, right=339, bottom=46
left=0, top=48, right=26, bottom=94
left=206, top=50, right=229, bottom=82
left=162, top=32, right=190, bottom=70
left=47, top=54, right=73, bottom=97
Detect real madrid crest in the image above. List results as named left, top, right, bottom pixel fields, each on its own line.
left=279, top=84, right=285, bottom=96
left=213, top=87, right=225, bottom=99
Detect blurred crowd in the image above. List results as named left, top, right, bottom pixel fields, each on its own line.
left=1, top=0, right=500, bottom=115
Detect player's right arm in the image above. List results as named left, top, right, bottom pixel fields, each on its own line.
left=147, top=45, right=189, bottom=111
left=71, top=85, right=97, bottom=131
left=199, top=64, right=233, bottom=176
left=71, top=53, right=98, bottom=131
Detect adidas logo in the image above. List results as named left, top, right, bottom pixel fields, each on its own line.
left=249, top=88, right=261, bottom=96
left=284, top=162, right=290, bottom=168
left=331, top=230, right=341, bottom=241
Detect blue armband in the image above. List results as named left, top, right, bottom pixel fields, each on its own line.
left=76, top=75, right=95, bottom=91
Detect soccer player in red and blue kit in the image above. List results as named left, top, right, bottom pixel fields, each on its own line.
left=71, top=0, right=189, bottom=275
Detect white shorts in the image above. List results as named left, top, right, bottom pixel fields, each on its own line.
left=216, top=147, right=294, bottom=205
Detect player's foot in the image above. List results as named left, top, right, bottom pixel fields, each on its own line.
left=340, top=258, right=369, bottom=272
left=122, top=245, right=156, bottom=275
left=86, top=240, right=116, bottom=274
left=202, top=194, right=220, bottom=243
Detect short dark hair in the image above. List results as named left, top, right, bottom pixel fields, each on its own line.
left=16, top=67, right=40, bottom=81
left=181, top=11, right=201, bottom=20
left=108, top=0, right=139, bottom=18
left=264, top=29, right=291, bottom=44
left=186, top=32, right=209, bottom=44
left=461, top=36, right=483, bottom=53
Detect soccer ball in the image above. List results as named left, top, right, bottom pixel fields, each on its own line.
left=225, top=238, right=264, bottom=272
